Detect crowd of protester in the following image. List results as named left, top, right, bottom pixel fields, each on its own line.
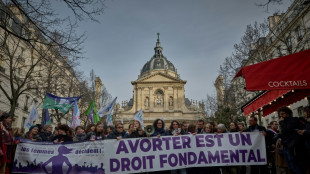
left=0, top=105, right=310, bottom=174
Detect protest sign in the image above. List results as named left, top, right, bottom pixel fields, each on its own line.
left=103, top=132, right=266, bottom=173
left=13, top=132, right=266, bottom=174
left=13, top=141, right=105, bottom=174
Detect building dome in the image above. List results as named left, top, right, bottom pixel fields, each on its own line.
left=140, top=33, right=177, bottom=78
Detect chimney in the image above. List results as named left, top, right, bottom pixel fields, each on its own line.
left=268, top=13, right=283, bottom=30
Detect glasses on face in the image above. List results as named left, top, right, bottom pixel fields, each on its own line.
left=157, top=123, right=162, bottom=125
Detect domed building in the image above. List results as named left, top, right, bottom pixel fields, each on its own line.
left=115, top=34, right=205, bottom=127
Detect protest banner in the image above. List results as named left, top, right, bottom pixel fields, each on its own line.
left=103, top=132, right=266, bottom=173
left=12, top=132, right=266, bottom=174
left=13, top=141, right=105, bottom=174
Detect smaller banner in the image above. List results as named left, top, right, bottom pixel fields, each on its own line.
left=13, top=141, right=105, bottom=174
left=133, top=109, right=144, bottom=130
left=103, top=132, right=266, bottom=173
left=24, top=103, right=39, bottom=129
left=70, top=100, right=80, bottom=129
left=98, top=97, right=117, bottom=126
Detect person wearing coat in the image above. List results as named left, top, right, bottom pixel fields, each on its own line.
left=73, top=126, right=86, bottom=141
left=150, top=119, right=168, bottom=137
left=0, top=113, right=14, bottom=174
left=107, top=122, right=128, bottom=140
left=40, top=125, right=54, bottom=141
left=23, top=125, right=42, bottom=141
left=52, top=124, right=73, bottom=143
left=278, top=106, right=305, bottom=174
left=298, top=106, right=310, bottom=174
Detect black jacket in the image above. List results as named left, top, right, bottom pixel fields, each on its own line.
left=52, top=134, right=73, bottom=142
left=107, top=130, right=128, bottom=139
left=128, top=130, right=146, bottom=138
left=39, top=131, right=54, bottom=142
left=279, top=116, right=304, bottom=148
left=245, top=124, right=266, bottom=132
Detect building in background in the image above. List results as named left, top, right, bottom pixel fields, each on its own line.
left=115, top=35, right=205, bottom=127
left=0, top=2, right=81, bottom=130
left=233, top=0, right=310, bottom=127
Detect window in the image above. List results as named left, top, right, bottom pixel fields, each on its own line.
left=24, top=96, right=29, bottom=111
left=21, top=117, right=26, bottom=132
left=296, top=26, right=302, bottom=41
left=156, top=90, right=163, bottom=95
left=277, top=46, right=282, bottom=56
left=269, top=37, right=273, bottom=45
left=287, top=37, right=292, bottom=47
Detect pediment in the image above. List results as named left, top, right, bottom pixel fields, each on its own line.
left=135, top=72, right=185, bottom=83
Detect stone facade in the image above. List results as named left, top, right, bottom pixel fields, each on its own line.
left=115, top=35, right=205, bottom=127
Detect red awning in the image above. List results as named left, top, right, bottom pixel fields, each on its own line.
left=242, top=89, right=310, bottom=117
left=242, top=90, right=290, bottom=116
left=262, top=89, right=310, bottom=116
left=235, top=49, right=310, bottom=91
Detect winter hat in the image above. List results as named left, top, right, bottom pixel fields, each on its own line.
left=29, top=125, right=38, bottom=132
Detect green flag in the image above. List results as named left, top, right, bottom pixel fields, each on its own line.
left=42, top=93, right=81, bottom=114
left=85, top=101, right=99, bottom=124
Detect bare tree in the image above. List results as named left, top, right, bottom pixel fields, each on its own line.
left=0, top=0, right=105, bottom=120
left=215, top=0, right=310, bottom=123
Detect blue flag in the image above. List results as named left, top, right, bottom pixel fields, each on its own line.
left=43, top=109, right=51, bottom=126
left=98, top=97, right=117, bottom=126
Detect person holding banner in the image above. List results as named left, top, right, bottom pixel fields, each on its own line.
left=73, top=126, right=86, bottom=141
left=107, top=122, right=128, bottom=140
left=0, top=113, right=14, bottom=174
left=168, top=120, right=187, bottom=174
left=40, top=125, right=54, bottom=141
left=151, top=119, right=168, bottom=137
left=85, top=123, right=96, bottom=140
left=52, top=124, right=73, bottom=143
left=92, top=122, right=105, bottom=141
left=196, top=119, right=206, bottom=134
left=168, top=120, right=185, bottom=136
left=126, top=123, right=135, bottom=137
left=204, top=122, right=216, bottom=133
left=229, top=122, right=239, bottom=132
left=130, top=120, right=146, bottom=138
left=245, top=116, right=268, bottom=174
left=23, top=125, right=42, bottom=141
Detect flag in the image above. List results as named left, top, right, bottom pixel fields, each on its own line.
left=88, top=108, right=94, bottom=124
left=24, top=103, right=39, bottom=129
left=133, top=109, right=144, bottom=130
left=43, top=109, right=51, bottom=126
left=98, top=97, right=117, bottom=126
left=70, top=99, right=80, bottom=129
left=42, top=93, right=81, bottom=114
left=97, top=97, right=117, bottom=117
left=85, top=101, right=99, bottom=124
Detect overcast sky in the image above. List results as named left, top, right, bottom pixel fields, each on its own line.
left=74, top=0, right=292, bottom=103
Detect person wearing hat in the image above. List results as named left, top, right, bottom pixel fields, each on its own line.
left=0, top=113, right=14, bottom=174
left=23, top=125, right=42, bottom=141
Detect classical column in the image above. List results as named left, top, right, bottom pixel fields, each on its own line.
left=137, top=87, right=143, bottom=110
left=134, top=86, right=138, bottom=112
left=149, top=87, right=153, bottom=111
left=173, top=86, right=177, bottom=110
left=163, top=86, right=168, bottom=111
